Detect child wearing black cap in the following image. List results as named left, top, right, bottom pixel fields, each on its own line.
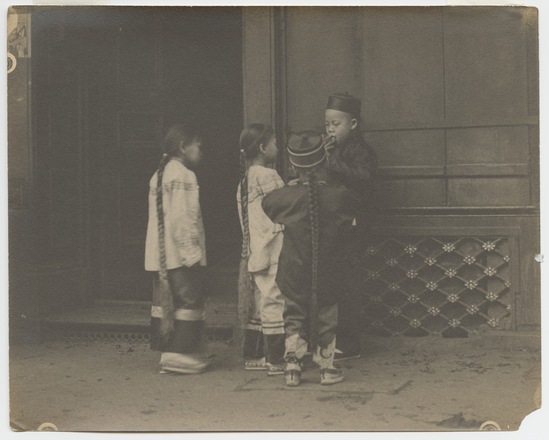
left=262, top=131, right=359, bottom=386
left=324, top=93, right=377, bottom=203
left=324, top=93, right=378, bottom=361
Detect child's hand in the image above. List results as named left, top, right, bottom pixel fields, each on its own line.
left=321, top=135, right=337, bottom=153
left=287, top=178, right=300, bottom=186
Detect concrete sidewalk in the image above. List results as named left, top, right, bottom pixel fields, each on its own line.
left=9, top=333, right=541, bottom=433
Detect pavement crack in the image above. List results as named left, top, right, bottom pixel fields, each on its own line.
left=388, top=380, right=413, bottom=395
left=233, top=377, right=261, bottom=392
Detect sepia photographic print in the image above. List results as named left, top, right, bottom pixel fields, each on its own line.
left=5, top=0, right=545, bottom=437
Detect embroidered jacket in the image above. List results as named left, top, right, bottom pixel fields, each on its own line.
left=145, top=158, right=206, bottom=271
left=237, top=165, right=285, bottom=273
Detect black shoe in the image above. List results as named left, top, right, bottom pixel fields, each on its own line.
left=334, top=348, right=360, bottom=362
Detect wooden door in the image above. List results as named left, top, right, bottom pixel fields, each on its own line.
left=85, top=7, right=243, bottom=301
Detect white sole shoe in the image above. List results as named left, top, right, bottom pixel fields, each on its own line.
left=320, top=368, right=344, bottom=385
left=266, top=363, right=285, bottom=376
left=159, top=363, right=207, bottom=374
left=159, top=352, right=209, bottom=374
left=244, top=357, right=268, bottom=371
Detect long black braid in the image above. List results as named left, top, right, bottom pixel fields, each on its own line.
left=306, top=169, right=320, bottom=350
left=156, top=153, right=172, bottom=282
left=237, top=147, right=253, bottom=324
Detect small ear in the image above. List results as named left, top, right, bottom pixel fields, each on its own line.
left=259, top=143, right=266, bottom=154
left=350, top=118, right=358, bottom=130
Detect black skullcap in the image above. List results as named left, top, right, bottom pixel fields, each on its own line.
left=326, top=93, right=361, bottom=116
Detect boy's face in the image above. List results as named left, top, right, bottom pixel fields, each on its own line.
left=263, top=134, right=279, bottom=164
left=182, top=137, right=203, bottom=168
left=324, top=109, right=357, bottom=145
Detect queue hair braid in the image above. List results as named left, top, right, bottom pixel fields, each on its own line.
left=306, top=169, right=320, bottom=350
left=238, top=148, right=254, bottom=325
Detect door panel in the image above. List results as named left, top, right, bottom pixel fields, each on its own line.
left=86, top=8, right=243, bottom=300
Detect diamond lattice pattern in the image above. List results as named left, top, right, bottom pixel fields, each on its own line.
left=358, top=237, right=512, bottom=337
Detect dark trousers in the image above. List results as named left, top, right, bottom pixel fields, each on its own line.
left=284, top=295, right=338, bottom=358
left=336, top=226, right=365, bottom=354
left=242, top=330, right=286, bottom=365
left=150, top=265, right=206, bottom=354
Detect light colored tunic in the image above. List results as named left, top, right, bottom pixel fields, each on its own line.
left=237, top=165, right=284, bottom=273
left=145, top=158, right=206, bottom=271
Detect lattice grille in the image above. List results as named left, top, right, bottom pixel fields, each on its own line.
left=359, top=237, right=512, bottom=336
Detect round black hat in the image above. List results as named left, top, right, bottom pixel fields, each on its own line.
left=287, top=130, right=326, bottom=168
left=326, top=93, right=361, bottom=116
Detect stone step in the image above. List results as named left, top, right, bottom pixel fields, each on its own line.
left=40, top=259, right=241, bottom=343
left=41, top=294, right=238, bottom=343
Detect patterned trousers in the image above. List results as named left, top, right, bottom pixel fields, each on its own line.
left=243, top=264, right=286, bottom=365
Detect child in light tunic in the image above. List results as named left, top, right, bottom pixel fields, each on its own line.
left=237, top=124, right=286, bottom=375
left=145, top=123, right=209, bottom=374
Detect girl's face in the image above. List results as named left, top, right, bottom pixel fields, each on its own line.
left=262, top=134, right=279, bottom=164
left=181, top=137, right=203, bottom=168
left=324, top=109, right=358, bottom=145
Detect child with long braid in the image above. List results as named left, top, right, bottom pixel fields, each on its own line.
left=145, top=123, right=209, bottom=374
left=262, top=131, right=359, bottom=386
left=237, top=123, right=286, bottom=375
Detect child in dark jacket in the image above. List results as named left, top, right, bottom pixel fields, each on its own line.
left=323, top=93, right=378, bottom=361
left=262, top=131, right=359, bottom=386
